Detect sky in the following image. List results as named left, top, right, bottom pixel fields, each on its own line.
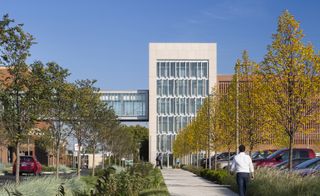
left=1, top=1, right=320, bottom=91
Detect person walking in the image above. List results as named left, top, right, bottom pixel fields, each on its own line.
left=156, top=153, right=163, bottom=169
left=230, top=145, right=254, bottom=196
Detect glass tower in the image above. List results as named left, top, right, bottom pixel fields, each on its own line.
left=156, top=60, right=209, bottom=165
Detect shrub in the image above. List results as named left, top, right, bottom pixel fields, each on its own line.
left=0, top=176, right=86, bottom=196
left=129, top=162, right=154, bottom=177
left=247, top=168, right=320, bottom=196
left=86, top=165, right=167, bottom=196
left=199, top=169, right=229, bottom=184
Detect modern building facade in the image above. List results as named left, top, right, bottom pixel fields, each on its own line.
left=100, top=90, right=149, bottom=121
left=217, top=75, right=320, bottom=152
left=149, top=43, right=217, bottom=166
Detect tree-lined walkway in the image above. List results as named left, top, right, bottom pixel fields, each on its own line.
left=162, top=168, right=238, bottom=196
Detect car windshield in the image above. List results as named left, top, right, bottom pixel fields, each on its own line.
left=20, top=157, right=33, bottom=162
left=266, top=149, right=284, bottom=159
left=295, top=158, right=320, bottom=169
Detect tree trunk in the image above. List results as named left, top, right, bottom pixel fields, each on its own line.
left=227, top=148, right=231, bottom=171
left=56, top=146, right=60, bottom=178
left=92, top=145, right=96, bottom=176
left=77, top=144, right=81, bottom=178
left=288, top=135, right=294, bottom=171
left=214, top=150, right=217, bottom=170
left=196, top=152, right=199, bottom=168
left=15, top=142, right=20, bottom=184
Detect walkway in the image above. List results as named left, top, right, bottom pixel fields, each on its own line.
left=162, top=168, right=238, bottom=196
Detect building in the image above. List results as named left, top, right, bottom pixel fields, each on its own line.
left=100, top=90, right=149, bottom=122
left=149, top=43, right=217, bottom=166
left=217, top=74, right=320, bottom=152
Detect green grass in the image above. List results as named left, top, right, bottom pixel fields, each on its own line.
left=0, top=176, right=86, bottom=196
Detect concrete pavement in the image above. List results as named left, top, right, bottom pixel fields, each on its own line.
left=162, top=168, right=238, bottom=196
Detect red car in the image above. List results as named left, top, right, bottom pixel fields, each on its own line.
left=253, top=148, right=315, bottom=168
left=13, top=156, right=42, bottom=176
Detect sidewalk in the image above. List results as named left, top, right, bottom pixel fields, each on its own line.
left=161, top=168, right=238, bottom=196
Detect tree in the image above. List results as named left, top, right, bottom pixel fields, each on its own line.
left=236, top=51, right=271, bottom=156
left=86, top=101, right=119, bottom=176
left=259, top=11, right=320, bottom=170
left=124, top=125, right=148, bottom=162
left=30, top=61, right=73, bottom=177
left=0, top=14, right=35, bottom=183
left=70, top=79, right=100, bottom=177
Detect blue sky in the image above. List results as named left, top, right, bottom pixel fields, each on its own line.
left=1, top=1, right=319, bottom=90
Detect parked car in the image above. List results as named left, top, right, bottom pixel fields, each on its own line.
left=201, top=152, right=236, bottom=168
left=294, top=157, right=320, bottom=170
left=253, top=148, right=315, bottom=168
left=13, top=156, right=42, bottom=176
left=297, top=164, right=320, bottom=176
left=252, top=150, right=276, bottom=160
left=274, top=158, right=310, bottom=170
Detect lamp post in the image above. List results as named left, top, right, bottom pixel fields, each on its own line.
left=236, top=63, right=240, bottom=154
left=207, top=93, right=214, bottom=169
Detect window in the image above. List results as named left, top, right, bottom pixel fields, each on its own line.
left=160, top=62, right=166, bottom=77
left=180, top=98, right=185, bottom=114
left=191, top=62, right=197, bottom=77
left=178, top=80, right=183, bottom=96
left=174, top=80, right=179, bottom=96
left=157, top=62, right=160, bottom=78
left=191, top=80, right=197, bottom=96
left=166, top=98, right=170, bottom=115
left=196, top=98, right=202, bottom=112
left=197, top=62, right=202, bottom=78
left=299, top=150, right=309, bottom=158
left=176, top=62, right=180, bottom=78
left=171, top=98, right=175, bottom=114
left=198, top=80, right=203, bottom=96
left=170, top=62, right=175, bottom=77
left=169, top=117, right=174, bottom=134
left=184, top=80, right=188, bottom=96
left=163, top=80, right=168, bottom=96
left=157, top=80, right=161, bottom=96
left=181, top=62, right=185, bottom=78
left=186, top=62, right=190, bottom=78
left=163, top=117, right=168, bottom=133
left=202, top=62, right=208, bottom=78
left=169, top=80, right=173, bottom=96
left=175, top=98, right=180, bottom=114
left=166, top=62, right=170, bottom=78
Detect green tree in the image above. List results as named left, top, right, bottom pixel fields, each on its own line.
left=259, top=11, right=320, bottom=170
left=70, top=79, right=100, bottom=177
left=236, top=51, right=271, bottom=156
left=0, top=14, right=35, bottom=183
left=86, top=101, right=119, bottom=176
left=124, top=125, right=148, bottom=162
left=30, top=61, right=73, bottom=177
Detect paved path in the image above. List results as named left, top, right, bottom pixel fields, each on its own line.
left=162, top=168, right=238, bottom=196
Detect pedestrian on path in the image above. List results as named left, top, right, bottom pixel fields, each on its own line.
left=230, top=144, right=254, bottom=196
left=156, top=153, right=163, bottom=169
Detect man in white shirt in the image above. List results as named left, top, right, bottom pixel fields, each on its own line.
left=231, top=145, right=254, bottom=196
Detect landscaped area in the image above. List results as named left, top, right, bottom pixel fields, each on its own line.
left=182, top=165, right=320, bottom=196
left=0, top=163, right=169, bottom=196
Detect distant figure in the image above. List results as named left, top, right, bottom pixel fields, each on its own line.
left=231, top=145, right=254, bottom=196
left=156, top=153, right=163, bottom=169
left=176, top=158, right=180, bottom=168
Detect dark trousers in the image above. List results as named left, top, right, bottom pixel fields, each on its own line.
left=236, top=172, right=250, bottom=196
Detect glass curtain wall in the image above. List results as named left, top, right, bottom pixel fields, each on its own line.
left=101, top=92, right=147, bottom=119
left=156, top=60, right=209, bottom=166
